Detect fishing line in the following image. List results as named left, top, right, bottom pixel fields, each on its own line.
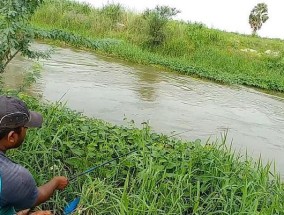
left=69, top=148, right=138, bottom=181
left=69, top=128, right=192, bottom=181
left=63, top=128, right=192, bottom=214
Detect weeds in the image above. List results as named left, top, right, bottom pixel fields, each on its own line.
left=5, top=94, right=284, bottom=214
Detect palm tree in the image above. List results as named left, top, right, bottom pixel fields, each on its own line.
left=249, top=3, right=269, bottom=36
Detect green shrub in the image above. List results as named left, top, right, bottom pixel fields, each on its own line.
left=100, top=3, right=124, bottom=25
left=142, top=6, right=180, bottom=47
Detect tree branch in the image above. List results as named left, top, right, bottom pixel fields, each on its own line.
left=3, top=49, right=21, bottom=69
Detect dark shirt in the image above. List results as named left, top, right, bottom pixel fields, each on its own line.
left=0, top=152, right=38, bottom=210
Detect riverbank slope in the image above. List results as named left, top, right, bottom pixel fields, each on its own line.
left=31, top=0, right=284, bottom=92
left=5, top=93, right=283, bottom=214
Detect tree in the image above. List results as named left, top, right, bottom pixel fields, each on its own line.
left=249, top=3, right=269, bottom=36
left=143, top=6, right=180, bottom=47
left=0, top=0, right=48, bottom=73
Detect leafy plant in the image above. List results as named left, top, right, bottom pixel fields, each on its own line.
left=143, top=6, right=180, bottom=47
left=0, top=0, right=48, bottom=73
left=18, top=63, right=43, bottom=92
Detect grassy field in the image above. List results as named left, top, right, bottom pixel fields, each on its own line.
left=30, top=0, right=284, bottom=92
left=4, top=92, right=283, bottom=214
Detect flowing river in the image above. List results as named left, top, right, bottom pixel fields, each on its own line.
left=4, top=43, right=284, bottom=176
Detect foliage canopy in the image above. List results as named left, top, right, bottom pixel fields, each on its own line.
left=0, top=0, right=48, bottom=73
left=249, top=3, right=269, bottom=36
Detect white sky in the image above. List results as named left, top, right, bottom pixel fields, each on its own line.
left=77, top=0, right=284, bottom=40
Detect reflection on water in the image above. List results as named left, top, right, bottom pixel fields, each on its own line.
left=4, top=43, right=284, bottom=177
left=134, top=68, right=160, bottom=101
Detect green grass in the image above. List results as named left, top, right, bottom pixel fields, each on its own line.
left=30, top=0, right=284, bottom=92
left=5, top=1, right=283, bottom=213
left=4, top=92, right=284, bottom=214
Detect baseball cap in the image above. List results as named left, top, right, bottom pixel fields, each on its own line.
left=0, top=96, right=43, bottom=129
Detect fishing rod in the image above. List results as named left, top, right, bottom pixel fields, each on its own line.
left=69, top=128, right=192, bottom=181
left=69, top=148, right=138, bottom=181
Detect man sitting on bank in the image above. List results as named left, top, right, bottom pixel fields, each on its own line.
left=0, top=96, right=68, bottom=215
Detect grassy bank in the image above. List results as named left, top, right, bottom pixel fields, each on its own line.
left=30, top=0, right=284, bottom=92
left=5, top=93, right=284, bottom=214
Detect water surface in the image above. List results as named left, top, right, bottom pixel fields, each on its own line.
left=4, top=43, right=284, bottom=176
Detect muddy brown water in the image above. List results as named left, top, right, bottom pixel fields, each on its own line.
left=4, top=43, right=284, bottom=177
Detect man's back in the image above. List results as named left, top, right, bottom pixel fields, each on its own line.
left=0, top=152, right=38, bottom=211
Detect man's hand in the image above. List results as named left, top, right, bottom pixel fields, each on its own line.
left=30, top=211, right=53, bottom=215
left=17, top=210, right=53, bottom=215
left=53, top=176, right=68, bottom=190
left=17, top=209, right=30, bottom=215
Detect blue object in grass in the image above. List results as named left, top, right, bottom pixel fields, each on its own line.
left=63, top=197, right=80, bottom=215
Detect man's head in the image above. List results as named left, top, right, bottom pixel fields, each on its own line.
left=0, top=96, right=43, bottom=151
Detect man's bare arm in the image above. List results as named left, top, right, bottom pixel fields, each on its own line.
left=17, top=209, right=53, bottom=215
left=34, top=176, right=68, bottom=206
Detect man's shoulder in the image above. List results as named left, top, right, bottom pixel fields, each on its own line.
left=0, top=154, right=18, bottom=171
left=0, top=155, right=33, bottom=183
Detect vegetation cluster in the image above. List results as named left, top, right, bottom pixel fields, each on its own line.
left=30, top=0, right=284, bottom=92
